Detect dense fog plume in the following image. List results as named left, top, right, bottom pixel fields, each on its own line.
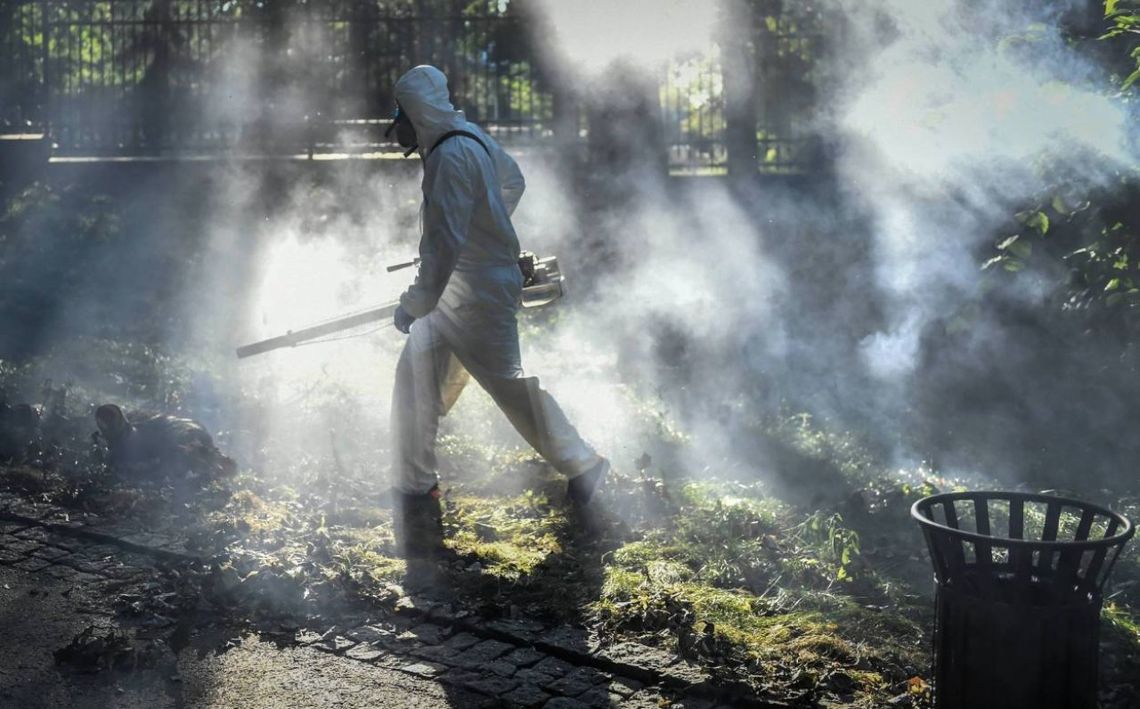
left=797, top=0, right=1139, bottom=482
left=531, top=0, right=717, bottom=74
left=505, top=165, right=789, bottom=476
left=834, top=0, right=1136, bottom=382
left=213, top=165, right=423, bottom=480
left=498, top=6, right=795, bottom=481
left=77, top=148, right=422, bottom=484
left=509, top=0, right=1140, bottom=488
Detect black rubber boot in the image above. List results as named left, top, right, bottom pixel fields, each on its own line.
left=567, top=458, right=610, bottom=507
left=393, top=485, right=444, bottom=558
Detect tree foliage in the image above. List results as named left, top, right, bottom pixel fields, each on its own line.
left=1103, top=0, right=1140, bottom=91
left=984, top=1, right=1140, bottom=339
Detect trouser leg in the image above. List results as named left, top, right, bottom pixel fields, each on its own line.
left=390, top=316, right=469, bottom=494
left=434, top=294, right=604, bottom=480
left=465, top=368, right=604, bottom=479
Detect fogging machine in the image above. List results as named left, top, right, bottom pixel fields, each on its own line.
left=235, top=251, right=564, bottom=359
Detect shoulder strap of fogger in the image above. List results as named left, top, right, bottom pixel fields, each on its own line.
left=430, top=130, right=491, bottom=158
left=429, top=129, right=506, bottom=192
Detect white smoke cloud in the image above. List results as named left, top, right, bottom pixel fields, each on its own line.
left=531, top=0, right=717, bottom=73
left=834, top=0, right=1137, bottom=379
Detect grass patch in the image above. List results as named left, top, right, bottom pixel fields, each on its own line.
left=444, top=491, right=567, bottom=580
left=593, top=559, right=907, bottom=703
left=214, top=489, right=294, bottom=534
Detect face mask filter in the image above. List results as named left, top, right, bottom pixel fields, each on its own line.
left=384, top=106, right=419, bottom=157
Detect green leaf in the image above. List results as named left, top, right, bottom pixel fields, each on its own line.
left=1106, top=0, right=1119, bottom=16
left=1106, top=278, right=1122, bottom=291
left=1009, top=239, right=1033, bottom=259
left=1107, top=292, right=1125, bottom=306
left=1027, top=211, right=1050, bottom=235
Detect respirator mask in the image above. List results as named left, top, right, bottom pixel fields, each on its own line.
left=385, top=106, right=419, bottom=157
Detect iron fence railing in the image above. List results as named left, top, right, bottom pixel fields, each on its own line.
left=0, top=0, right=826, bottom=173
left=0, top=0, right=555, bottom=154
left=662, top=49, right=728, bottom=174
left=753, top=7, right=825, bottom=174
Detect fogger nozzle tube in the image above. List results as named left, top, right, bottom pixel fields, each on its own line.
left=235, top=302, right=401, bottom=359
left=386, top=259, right=420, bottom=273
left=235, top=253, right=565, bottom=359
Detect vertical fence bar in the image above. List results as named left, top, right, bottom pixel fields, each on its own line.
left=43, top=1, right=51, bottom=140
left=68, top=0, right=76, bottom=149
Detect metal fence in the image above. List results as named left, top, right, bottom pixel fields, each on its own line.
left=660, top=4, right=826, bottom=175
left=752, top=8, right=825, bottom=174
left=0, top=0, right=825, bottom=173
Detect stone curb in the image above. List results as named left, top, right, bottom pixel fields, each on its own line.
left=382, top=596, right=790, bottom=708
left=0, top=508, right=204, bottom=564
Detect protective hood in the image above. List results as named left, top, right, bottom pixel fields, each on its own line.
left=394, top=65, right=467, bottom=158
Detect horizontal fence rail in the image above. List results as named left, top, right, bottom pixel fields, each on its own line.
left=0, top=0, right=825, bottom=174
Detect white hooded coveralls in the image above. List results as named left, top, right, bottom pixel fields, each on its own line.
left=391, top=65, right=603, bottom=494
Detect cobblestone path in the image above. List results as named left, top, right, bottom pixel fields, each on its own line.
left=0, top=492, right=779, bottom=709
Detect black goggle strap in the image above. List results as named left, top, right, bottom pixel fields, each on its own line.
left=383, top=106, right=400, bottom=138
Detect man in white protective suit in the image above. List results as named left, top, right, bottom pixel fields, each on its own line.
left=387, top=65, right=610, bottom=556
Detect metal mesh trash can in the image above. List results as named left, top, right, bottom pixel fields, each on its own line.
left=912, top=491, right=1134, bottom=709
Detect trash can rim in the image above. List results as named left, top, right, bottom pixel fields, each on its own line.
left=910, top=490, right=1134, bottom=549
